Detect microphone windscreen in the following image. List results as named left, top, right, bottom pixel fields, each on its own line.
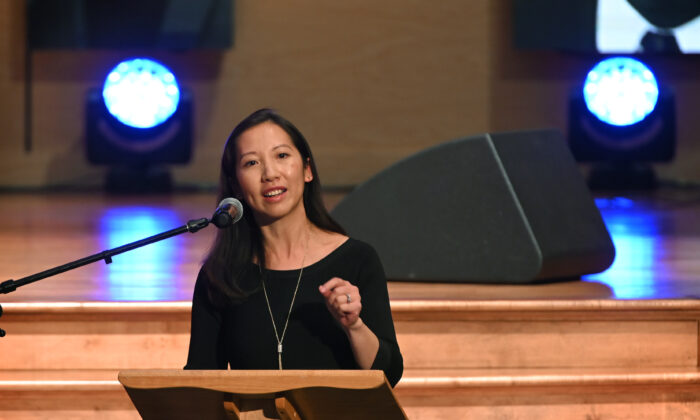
left=218, top=197, right=244, bottom=224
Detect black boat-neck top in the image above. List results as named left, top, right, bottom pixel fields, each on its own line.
left=185, top=238, right=403, bottom=387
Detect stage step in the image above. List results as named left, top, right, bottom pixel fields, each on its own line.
left=0, top=370, right=135, bottom=420
left=1, top=298, right=700, bottom=418
left=391, top=299, right=700, bottom=370
left=0, top=302, right=191, bottom=370
left=397, top=367, right=700, bottom=419
left=2, top=368, right=700, bottom=419
left=3, top=299, right=699, bottom=371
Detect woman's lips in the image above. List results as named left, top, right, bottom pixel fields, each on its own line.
left=262, top=187, right=287, bottom=201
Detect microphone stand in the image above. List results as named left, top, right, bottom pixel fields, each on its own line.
left=0, top=217, right=213, bottom=338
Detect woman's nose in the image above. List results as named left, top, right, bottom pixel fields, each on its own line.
left=261, top=162, right=280, bottom=181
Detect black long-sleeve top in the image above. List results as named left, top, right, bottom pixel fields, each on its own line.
left=185, top=238, right=403, bottom=387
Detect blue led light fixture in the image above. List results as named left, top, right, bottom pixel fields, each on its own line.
left=102, top=58, right=180, bottom=129
left=583, top=57, right=659, bottom=127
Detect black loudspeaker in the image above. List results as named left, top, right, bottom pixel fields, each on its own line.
left=331, top=129, right=615, bottom=284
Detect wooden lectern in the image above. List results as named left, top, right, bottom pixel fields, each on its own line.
left=118, top=369, right=407, bottom=420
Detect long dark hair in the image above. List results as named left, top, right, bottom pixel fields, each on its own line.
left=204, top=108, right=345, bottom=306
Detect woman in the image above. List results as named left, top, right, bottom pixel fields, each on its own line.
left=185, top=108, right=403, bottom=387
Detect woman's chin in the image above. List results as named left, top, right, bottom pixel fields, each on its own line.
left=254, top=204, right=306, bottom=226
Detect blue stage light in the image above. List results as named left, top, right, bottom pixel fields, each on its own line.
left=583, top=57, right=659, bottom=127
left=102, top=58, right=180, bottom=129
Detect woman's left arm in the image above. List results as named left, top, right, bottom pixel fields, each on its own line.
left=319, top=277, right=379, bottom=369
left=318, top=248, right=403, bottom=386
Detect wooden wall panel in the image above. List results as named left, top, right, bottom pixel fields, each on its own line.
left=0, top=0, right=491, bottom=188
left=1, top=0, right=699, bottom=188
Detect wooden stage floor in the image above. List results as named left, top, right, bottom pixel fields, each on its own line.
left=1, top=189, right=700, bottom=304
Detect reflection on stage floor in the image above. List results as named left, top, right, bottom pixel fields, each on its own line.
left=1, top=190, right=700, bottom=303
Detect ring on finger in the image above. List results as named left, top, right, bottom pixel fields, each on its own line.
left=346, top=293, right=352, bottom=303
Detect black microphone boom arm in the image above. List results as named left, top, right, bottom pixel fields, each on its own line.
left=0, top=217, right=209, bottom=295
left=0, top=216, right=213, bottom=337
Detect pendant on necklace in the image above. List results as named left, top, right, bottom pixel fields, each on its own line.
left=278, top=343, right=283, bottom=370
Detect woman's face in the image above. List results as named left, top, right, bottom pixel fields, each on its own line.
left=234, top=122, right=313, bottom=224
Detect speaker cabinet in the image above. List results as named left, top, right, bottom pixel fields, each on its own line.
left=331, top=129, right=615, bottom=283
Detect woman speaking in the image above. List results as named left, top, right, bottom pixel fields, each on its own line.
left=185, top=108, right=403, bottom=387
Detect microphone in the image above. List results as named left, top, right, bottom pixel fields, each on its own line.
left=211, top=198, right=244, bottom=228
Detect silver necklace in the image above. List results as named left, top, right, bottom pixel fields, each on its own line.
left=259, top=250, right=306, bottom=370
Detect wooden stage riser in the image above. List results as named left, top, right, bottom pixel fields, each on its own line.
left=1, top=314, right=699, bottom=370
left=0, top=314, right=191, bottom=370
left=399, top=391, right=700, bottom=420
left=398, top=320, right=699, bottom=369
left=0, top=391, right=138, bottom=420
left=4, top=385, right=700, bottom=420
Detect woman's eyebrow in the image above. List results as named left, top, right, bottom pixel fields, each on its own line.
left=238, top=150, right=257, bottom=159
left=238, top=144, right=292, bottom=160
left=272, top=144, right=293, bottom=151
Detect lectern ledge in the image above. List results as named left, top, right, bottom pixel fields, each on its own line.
left=118, top=369, right=407, bottom=420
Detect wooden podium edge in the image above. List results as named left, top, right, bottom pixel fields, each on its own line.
left=118, top=369, right=388, bottom=394
left=118, top=369, right=407, bottom=420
